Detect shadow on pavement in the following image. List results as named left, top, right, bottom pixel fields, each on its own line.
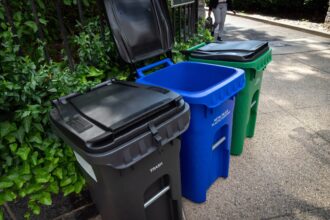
left=289, top=127, right=330, bottom=167
left=261, top=204, right=330, bottom=220
left=224, top=24, right=284, bottom=41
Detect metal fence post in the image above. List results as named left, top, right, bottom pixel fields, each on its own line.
left=2, top=0, right=23, bottom=55
left=77, top=0, right=85, bottom=24
left=55, top=0, right=75, bottom=71
left=30, top=0, right=50, bottom=62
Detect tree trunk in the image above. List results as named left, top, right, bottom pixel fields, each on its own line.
left=325, top=0, right=330, bottom=29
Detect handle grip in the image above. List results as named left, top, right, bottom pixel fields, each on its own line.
left=144, top=186, right=170, bottom=208
left=136, top=58, right=174, bottom=78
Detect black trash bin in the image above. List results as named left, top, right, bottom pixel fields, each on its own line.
left=50, top=80, right=190, bottom=220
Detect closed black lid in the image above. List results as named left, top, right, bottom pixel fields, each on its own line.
left=199, top=41, right=267, bottom=52
left=189, top=40, right=269, bottom=62
left=50, top=80, right=185, bottom=153
left=103, top=0, right=174, bottom=64
left=50, top=80, right=190, bottom=168
left=70, top=82, right=172, bottom=131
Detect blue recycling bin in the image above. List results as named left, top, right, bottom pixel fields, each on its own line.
left=137, top=59, right=245, bottom=203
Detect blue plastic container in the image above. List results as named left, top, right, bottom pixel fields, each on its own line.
left=137, top=59, right=245, bottom=203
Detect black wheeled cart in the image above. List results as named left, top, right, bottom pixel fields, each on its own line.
left=50, top=80, right=190, bottom=220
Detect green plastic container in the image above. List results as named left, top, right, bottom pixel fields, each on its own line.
left=187, top=43, right=272, bottom=156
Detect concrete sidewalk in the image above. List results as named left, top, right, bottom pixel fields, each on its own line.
left=183, top=15, right=330, bottom=220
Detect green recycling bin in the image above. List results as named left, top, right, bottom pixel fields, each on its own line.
left=186, top=41, right=272, bottom=156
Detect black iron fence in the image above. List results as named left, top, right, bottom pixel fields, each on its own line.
left=171, top=0, right=199, bottom=42
left=0, top=0, right=199, bottom=68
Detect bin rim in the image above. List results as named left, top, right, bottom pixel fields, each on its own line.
left=137, top=61, right=246, bottom=108
left=51, top=102, right=190, bottom=170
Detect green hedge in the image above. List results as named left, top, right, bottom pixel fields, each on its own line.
left=0, top=19, right=116, bottom=220
left=0, top=1, right=212, bottom=218
left=0, top=1, right=127, bottom=218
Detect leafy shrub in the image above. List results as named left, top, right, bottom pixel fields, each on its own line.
left=73, top=19, right=130, bottom=80
left=173, top=19, right=214, bottom=62
left=0, top=1, right=211, bottom=218
left=0, top=3, right=110, bottom=217
left=232, top=0, right=328, bottom=22
left=0, top=27, right=106, bottom=218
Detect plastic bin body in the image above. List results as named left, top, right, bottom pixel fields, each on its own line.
left=136, top=59, right=245, bottom=203
left=78, top=140, right=183, bottom=220
left=188, top=44, right=272, bottom=156
left=180, top=98, right=234, bottom=202
left=50, top=80, right=190, bottom=220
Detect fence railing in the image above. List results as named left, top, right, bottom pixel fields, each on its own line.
left=171, top=0, right=199, bottom=42
left=0, top=0, right=199, bottom=69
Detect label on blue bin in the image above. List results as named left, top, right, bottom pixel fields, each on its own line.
left=212, top=109, right=231, bottom=127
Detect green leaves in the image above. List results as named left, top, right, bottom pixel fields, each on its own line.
left=0, top=7, right=4, bottom=21
left=63, top=185, right=75, bottom=196
left=88, top=66, right=104, bottom=77
left=47, top=88, right=57, bottom=93
left=0, top=4, right=115, bottom=218
left=53, top=168, right=63, bottom=180
left=0, top=209, right=3, bottom=220
left=0, top=191, right=16, bottom=205
left=31, top=152, right=39, bottom=166
left=63, top=0, right=74, bottom=6
left=39, top=18, right=47, bottom=26
left=5, top=135, right=16, bottom=144
left=0, top=122, right=17, bottom=138
left=9, top=143, right=18, bottom=153
left=23, top=117, right=32, bottom=133
left=22, top=183, right=43, bottom=197
left=31, top=192, right=52, bottom=206
left=60, top=177, right=72, bottom=187
left=49, top=181, right=59, bottom=194
left=74, top=176, right=85, bottom=193
left=34, top=123, right=44, bottom=133
left=15, top=126, right=25, bottom=144
left=28, top=201, right=41, bottom=215
left=33, top=168, right=51, bottom=183
left=0, top=181, right=14, bottom=189
left=24, top=21, right=38, bottom=33
left=29, top=132, right=42, bottom=144
left=16, top=146, right=31, bottom=161
left=36, top=0, right=46, bottom=9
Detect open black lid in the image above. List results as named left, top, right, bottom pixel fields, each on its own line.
left=189, top=41, right=269, bottom=62
left=103, top=0, right=174, bottom=64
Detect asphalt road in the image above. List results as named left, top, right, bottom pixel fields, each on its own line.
left=182, top=15, right=330, bottom=220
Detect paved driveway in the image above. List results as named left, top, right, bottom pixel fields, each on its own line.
left=183, top=15, right=330, bottom=220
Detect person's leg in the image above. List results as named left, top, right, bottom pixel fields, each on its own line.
left=213, top=4, right=221, bottom=40
left=218, top=3, right=227, bottom=39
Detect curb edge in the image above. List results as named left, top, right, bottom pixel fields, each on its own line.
left=227, top=12, right=330, bottom=39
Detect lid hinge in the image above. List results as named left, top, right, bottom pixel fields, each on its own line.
left=148, top=122, right=165, bottom=151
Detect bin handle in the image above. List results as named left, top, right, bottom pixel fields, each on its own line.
left=144, top=185, right=171, bottom=208
left=256, top=66, right=266, bottom=73
left=136, top=58, right=174, bottom=78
